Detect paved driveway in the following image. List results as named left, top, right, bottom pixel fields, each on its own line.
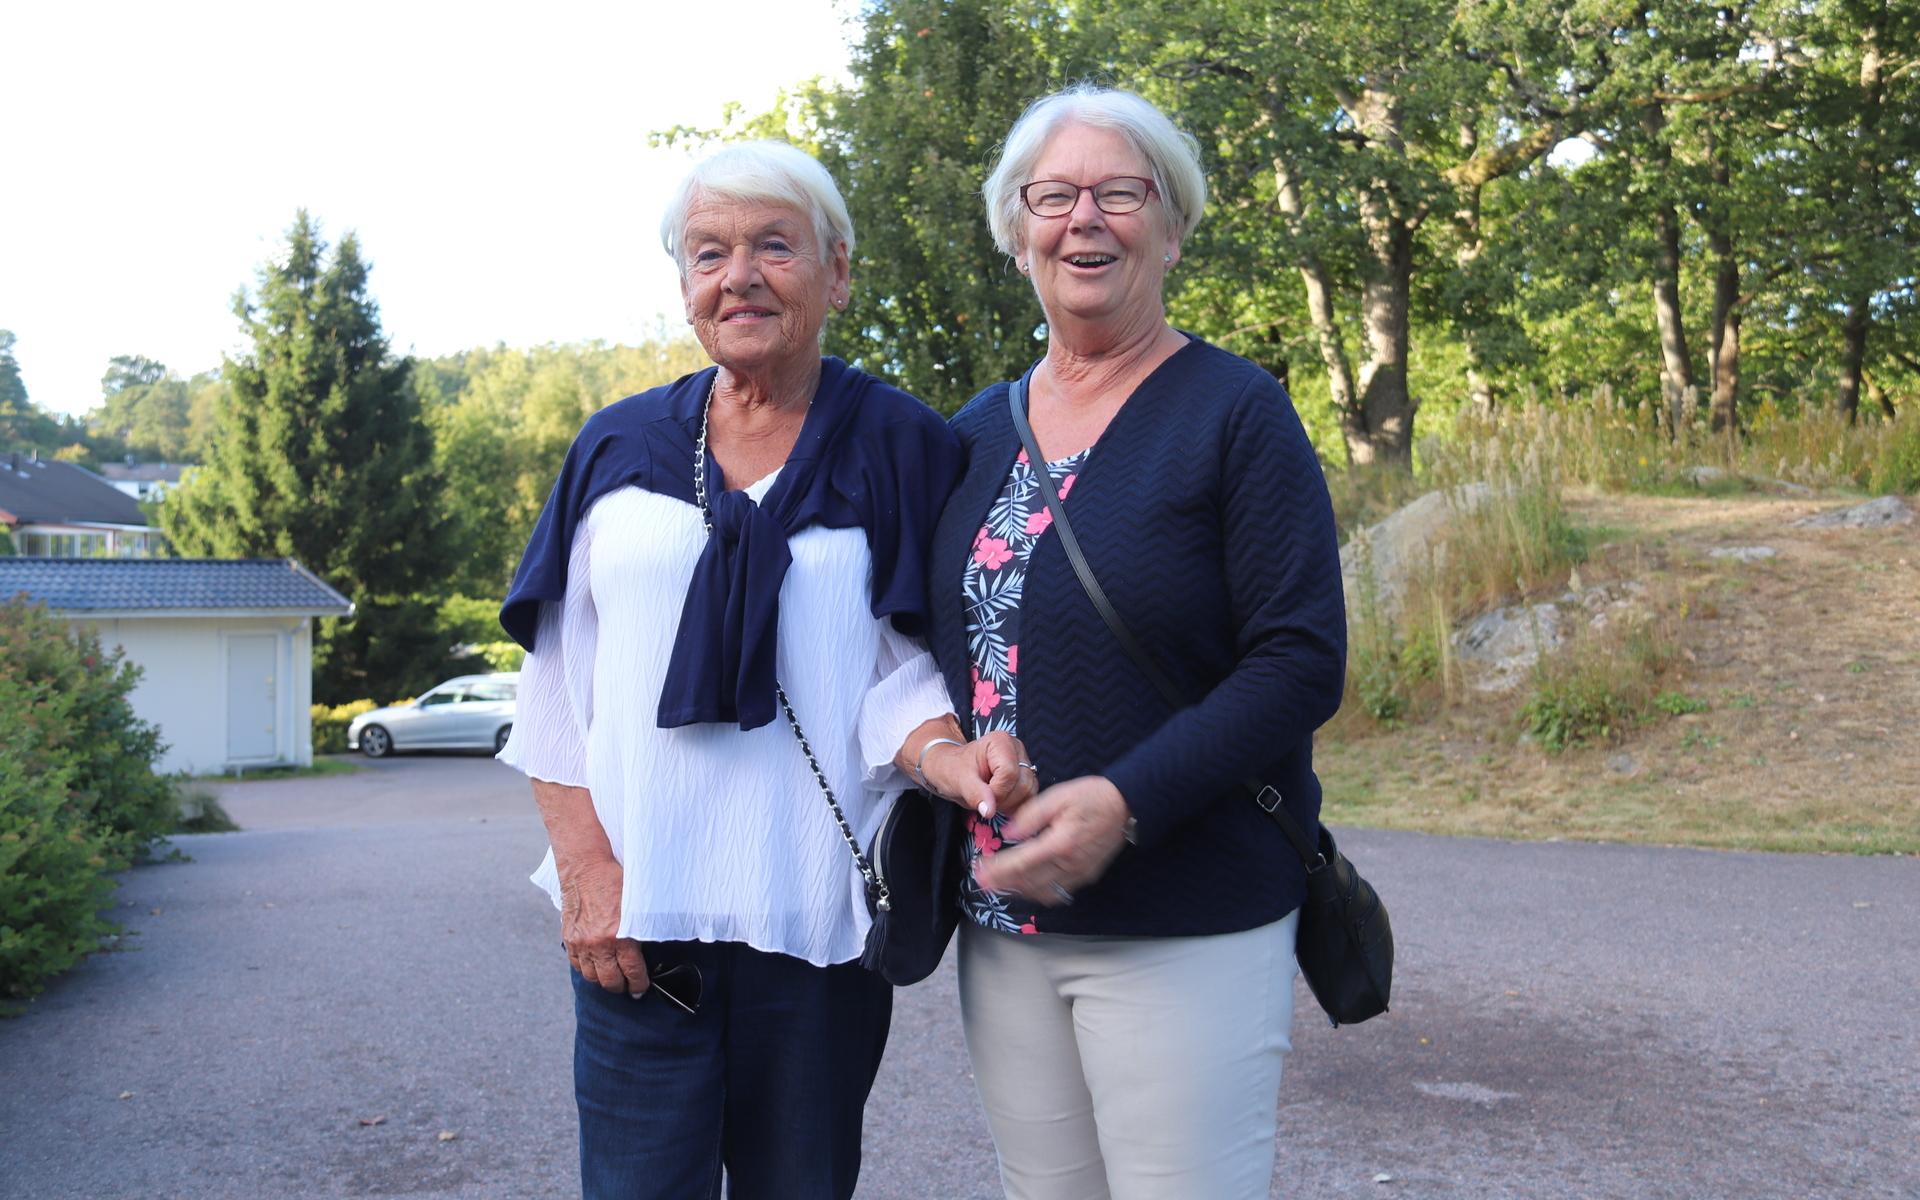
left=1, top=757, right=1914, bottom=1198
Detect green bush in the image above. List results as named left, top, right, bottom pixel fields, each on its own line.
left=0, top=666, right=119, bottom=1007
left=1522, top=674, right=1637, bottom=753
left=311, top=699, right=378, bottom=756
left=0, top=602, right=174, bottom=864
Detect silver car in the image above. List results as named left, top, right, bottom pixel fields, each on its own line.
left=348, top=673, right=518, bottom=758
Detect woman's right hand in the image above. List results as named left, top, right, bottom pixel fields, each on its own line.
left=558, top=856, right=650, bottom=996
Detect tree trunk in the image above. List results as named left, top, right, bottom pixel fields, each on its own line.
left=1273, top=152, right=1360, bottom=464
left=1651, top=203, right=1697, bottom=438
left=1640, top=100, right=1695, bottom=438
left=1867, top=375, right=1895, bottom=421
left=1455, top=123, right=1494, bottom=416
left=1346, top=87, right=1417, bottom=468
left=1353, top=212, right=1417, bottom=468
left=1837, top=294, right=1869, bottom=424
left=1706, top=145, right=1740, bottom=436
left=1836, top=18, right=1886, bottom=425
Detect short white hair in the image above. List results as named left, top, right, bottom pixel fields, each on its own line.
left=983, top=84, right=1207, bottom=257
left=660, top=140, right=855, bottom=267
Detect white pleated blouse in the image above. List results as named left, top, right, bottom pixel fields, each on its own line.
left=497, top=472, right=956, bottom=967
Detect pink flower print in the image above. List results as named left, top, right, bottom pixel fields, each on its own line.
left=1006, top=644, right=1018, bottom=674
left=972, top=525, right=989, bottom=550
left=1024, top=507, right=1053, bottom=536
left=1016, top=449, right=1030, bottom=465
left=1058, top=473, right=1078, bottom=499
left=974, top=536, right=1013, bottom=570
left=972, top=677, right=1002, bottom=717
left=970, top=817, right=1002, bottom=855
left=1018, top=920, right=1038, bottom=935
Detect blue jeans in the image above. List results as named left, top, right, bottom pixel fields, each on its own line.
left=570, top=940, right=893, bottom=1200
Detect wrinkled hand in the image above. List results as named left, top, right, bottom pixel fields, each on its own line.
left=972, top=775, right=1131, bottom=904
left=921, top=729, right=1039, bottom=820
left=559, top=856, right=649, bottom=996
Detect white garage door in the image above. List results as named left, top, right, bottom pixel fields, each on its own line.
left=226, top=634, right=279, bottom=761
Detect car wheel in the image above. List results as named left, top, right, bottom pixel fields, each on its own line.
left=494, top=725, right=512, bottom=754
left=361, top=725, right=393, bottom=758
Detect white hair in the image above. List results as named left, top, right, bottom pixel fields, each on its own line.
left=659, top=140, right=855, bottom=268
left=982, top=84, right=1207, bottom=257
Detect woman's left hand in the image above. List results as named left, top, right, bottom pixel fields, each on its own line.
left=920, top=730, right=1040, bottom=819
left=971, top=775, right=1132, bottom=904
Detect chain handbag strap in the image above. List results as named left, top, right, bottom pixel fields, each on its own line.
left=693, top=375, right=892, bottom=913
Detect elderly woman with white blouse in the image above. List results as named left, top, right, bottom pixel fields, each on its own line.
left=497, top=141, right=1032, bottom=1200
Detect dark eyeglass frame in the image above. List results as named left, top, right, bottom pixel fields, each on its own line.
left=1019, top=176, right=1158, bottom=218
left=647, top=960, right=703, bottom=1014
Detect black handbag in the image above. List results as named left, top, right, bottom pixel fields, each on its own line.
left=773, top=686, right=964, bottom=987
left=690, top=385, right=960, bottom=988
left=1008, top=371, right=1393, bottom=1026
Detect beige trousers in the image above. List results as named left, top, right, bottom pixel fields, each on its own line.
left=958, top=911, right=1299, bottom=1200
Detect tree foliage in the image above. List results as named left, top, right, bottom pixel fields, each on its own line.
left=161, top=212, right=456, bottom=702
left=418, top=337, right=713, bottom=599
left=677, top=0, right=1916, bottom=465
left=0, top=330, right=82, bottom=457
left=85, top=356, right=223, bottom=463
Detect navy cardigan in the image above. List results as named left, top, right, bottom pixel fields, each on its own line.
left=927, top=337, right=1347, bottom=936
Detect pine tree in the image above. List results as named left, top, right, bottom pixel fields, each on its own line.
left=162, top=212, right=454, bottom=702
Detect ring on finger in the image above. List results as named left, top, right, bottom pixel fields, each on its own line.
left=1016, top=761, right=1037, bottom=775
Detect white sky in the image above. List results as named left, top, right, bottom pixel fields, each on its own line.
left=1, top=1, right=857, bottom=416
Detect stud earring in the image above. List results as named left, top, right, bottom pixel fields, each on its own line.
left=1164, top=253, right=1174, bottom=264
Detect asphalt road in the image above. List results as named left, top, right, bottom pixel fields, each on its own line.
left=1, top=755, right=1914, bottom=1199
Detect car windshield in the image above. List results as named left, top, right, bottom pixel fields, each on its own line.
left=420, top=688, right=465, bottom=707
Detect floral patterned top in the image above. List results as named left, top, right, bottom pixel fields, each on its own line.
left=959, top=444, right=1091, bottom=934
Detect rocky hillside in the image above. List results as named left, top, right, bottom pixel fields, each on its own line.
left=1319, top=490, right=1919, bottom=854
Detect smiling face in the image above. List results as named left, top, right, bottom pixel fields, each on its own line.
left=1018, top=122, right=1180, bottom=334
left=678, top=195, right=849, bottom=376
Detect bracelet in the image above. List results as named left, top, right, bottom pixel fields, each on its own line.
left=911, top=736, right=965, bottom=794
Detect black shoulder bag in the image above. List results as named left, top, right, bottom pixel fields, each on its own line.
left=1009, top=372, right=1393, bottom=1026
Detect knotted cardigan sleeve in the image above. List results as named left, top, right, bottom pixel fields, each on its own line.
left=1100, top=372, right=1347, bottom=847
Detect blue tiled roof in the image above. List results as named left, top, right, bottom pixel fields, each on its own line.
left=0, top=558, right=354, bottom=615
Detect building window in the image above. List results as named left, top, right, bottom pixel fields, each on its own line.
left=19, top=532, right=108, bottom=556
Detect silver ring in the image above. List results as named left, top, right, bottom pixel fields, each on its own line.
left=1016, top=761, right=1037, bottom=774
left=1048, top=882, right=1075, bottom=905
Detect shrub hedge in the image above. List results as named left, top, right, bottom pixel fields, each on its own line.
left=0, top=599, right=175, bottom=1005
left=311, top=699, right=378, bottom=756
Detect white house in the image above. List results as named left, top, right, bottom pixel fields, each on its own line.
left=97, top=461, right=191, bottom=504
left=0, top=558, right=354, bottom=775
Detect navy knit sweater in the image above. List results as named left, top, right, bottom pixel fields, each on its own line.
left=927, top=336, right=1348, bottom=936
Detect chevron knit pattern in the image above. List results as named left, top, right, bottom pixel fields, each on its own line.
left=928, top=338, right=1348, bottom=937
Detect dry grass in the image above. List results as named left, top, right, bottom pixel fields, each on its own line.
left=1438, top=400, right=1920, bottom=497
left=1320, top=491, right=1920, bottom=854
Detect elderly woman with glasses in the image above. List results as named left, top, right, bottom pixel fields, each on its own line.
left=497, top=141, right=1033, bottom=1200
left=924, top=86, right=1347, bottom=1198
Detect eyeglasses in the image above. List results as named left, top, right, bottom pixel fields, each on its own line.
left=1019, top=176, right=1157, bottom=218
left=648, top=960, right=703, bottom=1014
